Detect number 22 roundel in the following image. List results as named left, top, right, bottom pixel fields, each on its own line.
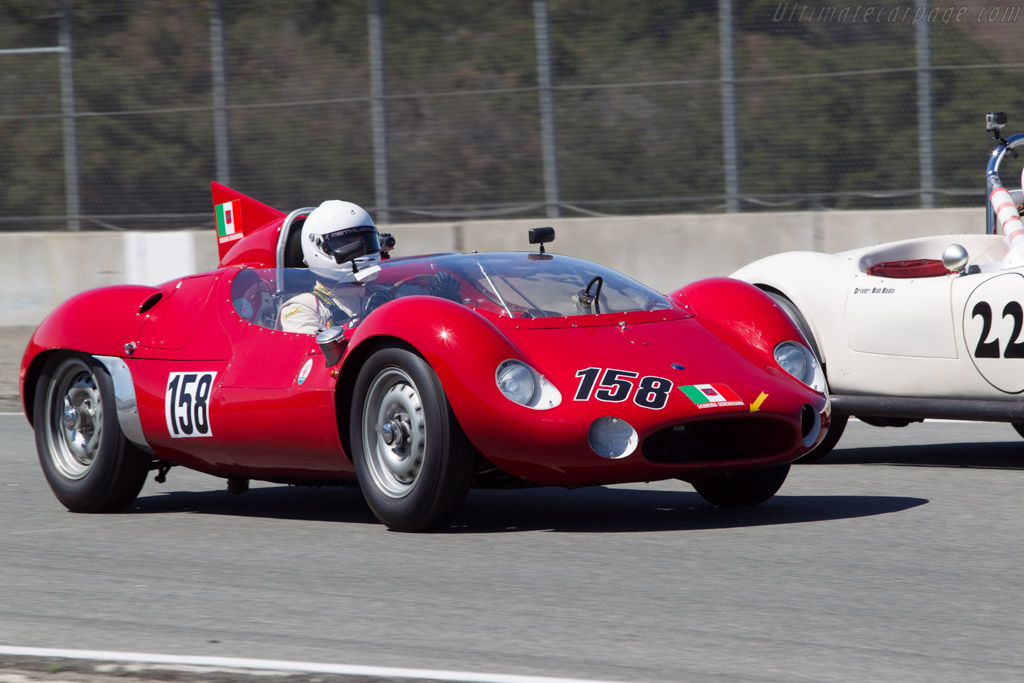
left=964, top=273, right=1024, bottom=394
left=165, top=371, right=217, bottom=438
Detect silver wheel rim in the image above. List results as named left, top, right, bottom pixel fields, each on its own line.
left=44, top=358, right=103, bottom=480
left=361, top=366, right=427, bottom=499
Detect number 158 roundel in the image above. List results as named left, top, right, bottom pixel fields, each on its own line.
left=165, top=372, right=217, bottom=438
left=20, top=183, right=829, bottom=532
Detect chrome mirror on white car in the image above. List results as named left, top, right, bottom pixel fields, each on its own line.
left=942, top=244, right=969, bottom=275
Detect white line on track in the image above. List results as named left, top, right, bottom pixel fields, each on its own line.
left=847, top=417, right=988, bottom=424
left=0, top=413, right=1004, bottom=424
left=0, top=646, right=629, bottom=683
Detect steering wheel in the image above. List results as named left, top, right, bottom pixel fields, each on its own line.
left=388, top=271, right=462, bottom=305
left=388, top=273, right=440, bottom=297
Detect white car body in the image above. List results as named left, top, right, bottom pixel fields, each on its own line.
left=730, top=113, right=1024, bottom=457
left=732, top=232, right=1024, bottom=414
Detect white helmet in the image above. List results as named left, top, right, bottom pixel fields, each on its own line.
left=301, top=200, right=381, bottom=282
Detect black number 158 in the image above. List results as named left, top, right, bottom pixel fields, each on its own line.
left=166, top=372, right=216, bottom=437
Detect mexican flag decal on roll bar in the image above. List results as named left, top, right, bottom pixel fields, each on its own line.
left=215, top=200, right=243, bottom=244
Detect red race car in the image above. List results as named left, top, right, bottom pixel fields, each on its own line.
left=20, top=183, right=830, bottom=531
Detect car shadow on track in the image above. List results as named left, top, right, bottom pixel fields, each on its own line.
left=129, top=485, right=380, bottom=525
left=813, top=441, right=1024, bottom=469
left=128, top=484, right=925, bottom=533
left=449, top=488, right=925, bottom=533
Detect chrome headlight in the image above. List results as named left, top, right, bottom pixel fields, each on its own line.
left=495, top=360, right=562, bottom=410
left=774, top=341, right=826, bottom=393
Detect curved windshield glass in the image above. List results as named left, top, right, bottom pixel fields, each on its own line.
left=425, top=252, right=672, bottom=318
left=229, top=253, right=672, bottom=333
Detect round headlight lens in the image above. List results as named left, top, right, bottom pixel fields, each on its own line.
left=775, top=342, right=809, bottom=381
left=774, top=341, right=826, bottom=393
left=496, top=360, right=537, bottom=406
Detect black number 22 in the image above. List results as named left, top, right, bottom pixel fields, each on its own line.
left=972, top=301, right=1024, bottom=359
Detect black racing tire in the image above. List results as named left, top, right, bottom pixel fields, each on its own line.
left=764, top=290, right=846, bottom=462
left=350, top=346, right=474, bottom=532
left=692, top=464, right=790, bottom=507
left=34, top=353, right=150, bottom=513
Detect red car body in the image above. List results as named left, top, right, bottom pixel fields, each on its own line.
left=20, top=183, right=830, bottom=531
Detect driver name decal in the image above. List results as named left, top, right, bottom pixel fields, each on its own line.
left=573, top=367, right=673, bottom=409
left=165, top=371, right=217, bottom=438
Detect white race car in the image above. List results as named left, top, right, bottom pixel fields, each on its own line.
left=732, top=112, right=1024, bottom=460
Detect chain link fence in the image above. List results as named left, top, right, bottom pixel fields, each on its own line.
left=2, top=0, right=1023, bottom=231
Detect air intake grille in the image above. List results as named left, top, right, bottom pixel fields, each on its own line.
left=642, top=417, right=795, bottom=464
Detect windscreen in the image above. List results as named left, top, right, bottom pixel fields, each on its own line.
left=423, top=252, right=672, bottom=318
left=229, top=253, right=673, bottom=333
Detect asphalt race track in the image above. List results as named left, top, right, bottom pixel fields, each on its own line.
left=2, top=409, right=1024, bottom=683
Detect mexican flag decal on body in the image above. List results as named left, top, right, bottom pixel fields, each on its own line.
left=679, top=383, right=745, bottom=410
left=215, top=200, right=243, bottom=244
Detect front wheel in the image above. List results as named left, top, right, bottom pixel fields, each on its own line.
left=691, top=464, right=790, bottom=507
left=34, top=353, right=150, bottom=512
left=350, top=346, right=473, bottom=532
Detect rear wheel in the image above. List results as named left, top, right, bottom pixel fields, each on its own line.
left=765, top=290, right=846, bottom=462
left=692, top=464, right=790, bottom=506
left=34, top=353, right=150, bottom=512
left=350, top=346, right=473, bottom=532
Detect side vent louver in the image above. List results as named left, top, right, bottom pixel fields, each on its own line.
left=139, top=293, right=162, bottom=314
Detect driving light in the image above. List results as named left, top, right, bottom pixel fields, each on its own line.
left=774, top=341, right=826, bottom=393
left=588, top=417, right=638, bottom=459
left=496, top=360, right=535, bottom=405
left=495, top=360, right=562, bottom=410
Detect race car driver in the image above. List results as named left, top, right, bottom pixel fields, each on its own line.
left=278, top=199, right=385, bottom=334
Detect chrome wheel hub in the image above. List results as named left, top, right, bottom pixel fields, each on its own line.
left=45, top=358, right=103, bottom=480
left=61, top=403, right=79, bottom=431
left=380, top=419, right=407, bottom=447
left=362, top=367, right=426, bottom=499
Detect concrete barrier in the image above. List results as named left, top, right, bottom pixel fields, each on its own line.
left=1, top=207, right=983, bottom=328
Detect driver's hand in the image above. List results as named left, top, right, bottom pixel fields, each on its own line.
left=363, top=290, right=395, bottom=316
left=430, top=271, right=462, bottom=303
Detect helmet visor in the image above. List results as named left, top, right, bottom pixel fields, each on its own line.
left=322, top=226, right=380, bottom=263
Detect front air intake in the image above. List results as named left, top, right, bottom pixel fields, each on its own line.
left=800, top=404, right=821, bottom=446
left=642, top=417, right=795, bottom=464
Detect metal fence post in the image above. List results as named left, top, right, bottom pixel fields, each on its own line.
left=719, top=0, right=739, bottom=213
left=210, top=0, right=231, bottom=187
left=368, top=0, right=390, bottom=224
left=916, top=0, right=934, bottom=209
left=58, top=0, right=80, bottom=231
left=534, top=0, right=560, bottom=219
